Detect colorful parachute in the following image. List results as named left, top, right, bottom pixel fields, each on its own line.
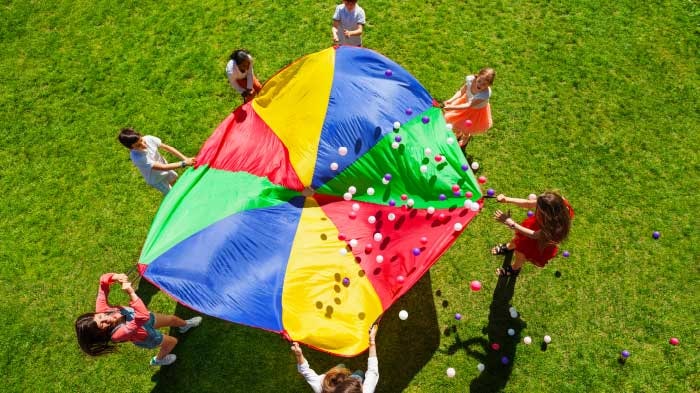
left=137, top=46, right=483, bottom=356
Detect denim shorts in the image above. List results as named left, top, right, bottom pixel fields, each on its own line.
left=133, top=312, right=163, bottom=349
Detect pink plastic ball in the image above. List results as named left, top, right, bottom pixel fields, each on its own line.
left=396, top=275, right=405, bottom=283
left=491, top=342, right=500, bottom=351
left=401, top=194, right=408, bottom=201
left=348, top=211, right=357, bottom=219
left=434, top=155, right=442, bottom=162
left=420, top=236, right=428, bottom=244
left=451, top=184, right=460, bottom=192
left=465, top=191, right=473, bottom=198
left=669, top=337, right=680, bottom=346
left=478, top=176, right=487, bottom=184
left=470, top=280, right=482, bottom=291
left=438, top=213, right=446, bottom=221
left=338, top=233, right=346, bottom=241
left=464, top=119, right=473, bottom=127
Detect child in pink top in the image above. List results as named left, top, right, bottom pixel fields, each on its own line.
left=75, top=273, right=202, bottom=366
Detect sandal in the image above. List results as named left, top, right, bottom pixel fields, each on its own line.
left=495, top=266, right=520, bottom=277
left=491, top=243, right=512, bottom=255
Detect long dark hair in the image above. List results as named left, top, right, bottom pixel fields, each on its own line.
left=75, top=313, right=115, bottom=356
left=229, top=49, right=251, bottom=65
left=536, top=191, right=571, bottom=248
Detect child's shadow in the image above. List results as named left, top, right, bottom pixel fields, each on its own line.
left=446, top=253, right=526, bottom=393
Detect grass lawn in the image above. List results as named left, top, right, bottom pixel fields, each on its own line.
left=1, top=0, right=698, bottom=392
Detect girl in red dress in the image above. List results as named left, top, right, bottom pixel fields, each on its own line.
left=491, top=191, right=573, bottom=276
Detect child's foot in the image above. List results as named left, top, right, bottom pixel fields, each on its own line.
left=495, top=266, right=520, bottom=277
left=179, top=316, right=202, bottom=333
left=491, top=243, right=512, bottom=255
left=150, top=354, right=177, bottom=366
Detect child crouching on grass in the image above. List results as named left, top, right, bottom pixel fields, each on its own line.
left=75, top=273, right=201, bottom=366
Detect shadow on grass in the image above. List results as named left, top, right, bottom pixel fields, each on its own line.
left=138, top=272, right=439, bottom=392
left=446, top=253, right=526, bottom=393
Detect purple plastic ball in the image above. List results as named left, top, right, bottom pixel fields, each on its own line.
left=342, top=277, right=350, bottom=286
left=621, top=350, right=630, bottom=359
left=527, top=210, right=534, bottom=217
left=394, top=135, right=402, bottom=142
left=439, top=194, right=446, bottom=201
left=455, top=313, right=462, bottom=320
left=412, top=248, right=421, bottom=256
left=501, top=356, right=509, bottom=365
left=652, top=231, right=660, bottom=239
left=461, top=164, right=469, bottom=171
left=405, top=108, right=413, bottom=115
left=562, top=251, right=570, bottom=258
left=421, top=116, right=430, bottom=124
left=453, top=191, right=462, bottom=197
left=384, top=69, right=393, bottom=77
left=487, top=188, right=495, bottom=197
left=384, top=173, right=392, bottom=181
left=388, top=199, right=396, bottom=207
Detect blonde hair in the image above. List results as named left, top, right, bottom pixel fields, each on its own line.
left=321, top=367, right=352, bottom=393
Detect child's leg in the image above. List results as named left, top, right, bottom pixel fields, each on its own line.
left=155, top=334, right=178, bottom=360
left=153, top=313, right=187, bottom=329
left=511, top=251, right=526, bottom=271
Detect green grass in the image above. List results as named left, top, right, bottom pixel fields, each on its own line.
left=1, top=0, right=698, bottom=391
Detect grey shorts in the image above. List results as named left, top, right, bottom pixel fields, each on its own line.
left=151, top=171, right=178, bottom=195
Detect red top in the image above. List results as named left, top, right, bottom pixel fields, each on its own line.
left=513, top=202, right=574, bottom=266
left=96, top=273, right=151, bottom=343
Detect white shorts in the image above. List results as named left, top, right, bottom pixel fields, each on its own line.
left=150, top=171, right=178, bottom=195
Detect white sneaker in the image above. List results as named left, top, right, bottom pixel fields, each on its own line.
left=178, top=316, right=202, bottom=333
left=150, top=354, right=177, bottom=366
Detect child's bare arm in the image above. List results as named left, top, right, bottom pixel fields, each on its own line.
left=496, top=194, right=537, bottom=209
left=151, top=159, right=194, bottom=171
left=494, top=210, right=538, bottom=239
left=160, top=143, right=189, bottom=161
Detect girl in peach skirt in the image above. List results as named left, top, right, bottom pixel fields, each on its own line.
left=443, top=67, right=495, bottom=147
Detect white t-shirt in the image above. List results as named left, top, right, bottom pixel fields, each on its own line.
left=129, top=135, right=170, bottom=185
left=466, top=75, right=491, bottom=109
left=225, top=56, right=254, bottom=93
left=333, top=4, right=366, bottom=46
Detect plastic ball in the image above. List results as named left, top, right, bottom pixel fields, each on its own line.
left=446, top=137, right=454, bottom=144
left=464, top=200, right=472, bottom=209
left=343, top=192, right=352, bottom=201
left=424, top=147, right=432, bottom=156
left=381, top=178, right=389, bottom=185
left=464, top=119, right=473, bottom=127
left=621, top=350, right=630, bottom=359
left=510, top=311, right=518, bottom=319
left=375, top=255, right=384, bottom=263
left=396, top=275, right=405, bottom=284
left=367, top=187, right=375, bottom=196
left=364, top=243, right=373, bottom=252
left=427, top=207, right=435, bottom=214
left=368, top=216, right=376, bottom=224
left=407, top=199, right=415, bottom=207
left=391, top=141, right=400, bottom=149
left=338, top=146, right=348, bottom=156
left=491, top=342, right=500, bottom=351
left=461, top=164, right=469, bottom=171
left=384, top=173, right=392, bottom=181
left=422, top=116, right=430, bottom=124
left=388, top=199, right=396, bottom=207
left=453, top=190, right=462, bottom=197
left=373, top=233, right=382, bottom=242
left=523, top=336, right=532, bottom=345
left=412, top=248, right=421, bottom=256
left=528, top=193, right=537, bottom=200
left=400, top=194, right=408, bottom=201
left=453, top=223, right=463, bottom=231
left=543, top=335, right=552, bottom=344
left=339, top=248, right=348, bottom=255
left=652, top=231, right=661, bottom=239
left=342, top=277, right=350, bottom=286
left=388, top=213, right=396, bottom=221
left=420, top=236, right=428, bottom=244
left=501, top=356, right=509, bottom=365
left=439, top=194, right=446, bottom=201
left=487, top=188, right=495, bottom=197
left=348, top=211, right=357, bottom=219
left=398, top=310, right=408, bottom=320
left=562, top=251, right=570, bottom=258
left=420, top=165, right=428, bottom=173
left=349, top=239, right=358, bottom=247
left=669, top=337, right=680, bottom=346
left=351, top=203, right=360, bottom=211
left=471, top=161, right=479, bottom=171
left=446, top=368, right=456, bottom=378
left=348, top=186, right=357, bottom=195
left=478, top=176, right=487, bottom=184
left=394, top=135, right=402, bottom=143
left=477, top=363, right=485, bottom=372
left=393, top=121, right=401, bottom=129
left=434, top=155, right=443, bottom=162
left=384, top=69, right=393, bottom=77
left=527, top=210, right=534, bottom=217
left=446, top=123, right=453, bottom=130
left=507, top=329, right=515, bottom=336
left=455, top=313, right=462, bottom=320
left=451, top=184, right=460, bottom=192
left=508, top=307, right=517, bottom=314
left=470, top=203, right=480, bottom=212
left=338, top=233, right=347, bottom=241
left=330, top=162, right=339, bottom=171
left=405, top=108, right=413, bottom=115
left=438, top=213, right=446, bottom=220
left=470, top=280, right=482, bottom=291
left=465, top=191, right=473, bottom=198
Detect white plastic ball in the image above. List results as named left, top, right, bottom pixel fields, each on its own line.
left=387, top=213, right=396, bottom=221
left=507, top=329, right=515, bottom=336
left=381, top=178, right=390, bottom=185
left=510, top=311, right=518, bottom=319
left=463, top=200, right=472, bottom=209
left=343, top=192, right=352, bottom=201
left=398, top=310, right=408, bottom=320
left=477, top=363, right=485, bottom=372
left=330, top=162, right=339, bottom=171
left=348, top=186, right=357, bottom=195
left=349, top=239, right=358, bottom=247
left=453, top=223, right=463, bottom=231
left=544, top=335, right=552, bottom=344
left=523, top=336, right=532, bottom=345
left=424, top=148, right=432, bottom=156
left=352, top=203, right=360, bottom=211
left=508, top=307, right=517, bottom=314
left=407, top=199, right=415, bottom=207
left=375, top=255, right=384, bottom=263
left=446, top=368, right=456, bottom=378
left=420, top=165, right=428, bottom=173
left=373, top=233, right=383, bottom=242
left=391, top=141, right=400, bottom=149
left=338, top=146, right=348, bottom=156
left=446, top=137, right=454, bottom=144
left=446, top=123, right=453, bottom=130
left=393, top=121, right=401, bottom=129
left=528, top=193, right=537, bottom=200
left=339, top=248, right=348, bottom=255
left=471, top=162, right=479, bottom=171
left=470, top=203, right=480, bottom=212
left=368, top=216, right=376, bottom=224
left=427, top=206, right=436, bottom=214
left=366, top=187, right=375, bottom=196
